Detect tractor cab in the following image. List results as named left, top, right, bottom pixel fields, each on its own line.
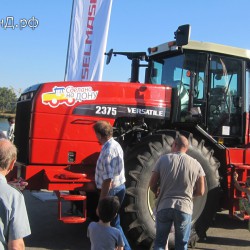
left=147, top=38, right=248, bottom=147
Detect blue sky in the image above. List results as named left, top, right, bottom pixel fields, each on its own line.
left=0, top=0, right=250, bottom=95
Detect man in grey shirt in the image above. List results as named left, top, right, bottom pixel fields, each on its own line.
left=0, top=139, right=31, bottom=250
left=149, top=135, right=205, bottom=250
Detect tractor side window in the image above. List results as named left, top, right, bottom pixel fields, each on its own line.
left=150, top=55, right=185, bottom=86
left=150, top=53, right=207, bottom=122
left=245, top=68, right=250, bottom=144
left=208, top=55, right=242, bottom=137
left=246, top=68, right=250, bottom=113
left=150, top=61, right=163, bottom=84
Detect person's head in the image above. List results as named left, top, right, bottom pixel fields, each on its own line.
left=8, top=117, right=15, bottom=125
left=171, top=135, right=189, bottom=153
left=93, top=120, right=113, bottom=145
left=0, top=139, right=17, bottom=173
left=98, top=196, right=120, bottom=223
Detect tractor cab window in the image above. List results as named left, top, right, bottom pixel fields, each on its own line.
left=151, top=54, right=194, bottom=87
left=207, top=55, right=242, bottom=138
left=150, top=54, right=184, bottom=87
left=150, top=52, right=207, bottom=121
left=246, top=68, right=250, bottom=113
left=246, top=67, right=250, bottom=144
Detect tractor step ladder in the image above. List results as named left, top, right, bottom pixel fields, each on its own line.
left=55, top=191, right=87, bottom=223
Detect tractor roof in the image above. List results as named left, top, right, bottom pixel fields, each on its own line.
left=149, top=40, right=250, bottom=60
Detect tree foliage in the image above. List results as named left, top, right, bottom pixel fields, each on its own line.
left=0, top=87, right=18, bottom=113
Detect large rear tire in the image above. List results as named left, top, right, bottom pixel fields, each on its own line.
left=121, top=131, right=220, bottom=249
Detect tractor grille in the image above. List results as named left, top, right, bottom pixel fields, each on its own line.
left=14, top=84, right=41, bottom=164
left=15, top=100, right=32, bottom=163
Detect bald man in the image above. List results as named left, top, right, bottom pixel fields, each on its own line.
left=149, top=135, right=205, bottom=250
left=0, top=139, right=31, bottom=250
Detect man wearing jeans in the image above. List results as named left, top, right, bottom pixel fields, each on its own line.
left=149, top=135, right=205, bottom=250
left=93, top=120, right=131, bottom=250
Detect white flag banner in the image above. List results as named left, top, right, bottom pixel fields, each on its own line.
left=65, top=0, right=113, bottom=81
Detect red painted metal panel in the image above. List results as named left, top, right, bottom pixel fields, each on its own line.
left=31, top=114, right=98, bottom=141
left=244, top=149, right=250, bottom=164
left=227, top=148, right=250, bottom=165
left=225, top=148, right=244, bottom=165
left=23, top=165, right=95, bottom=191
left=30, top=139, right=100, bottom=165
left=34, top=81, right=171, bottom=114
left=46, top=183, right=85, bottom=191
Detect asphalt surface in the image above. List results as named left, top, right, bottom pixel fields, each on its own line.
left=23, top=190, right=250, bottom=250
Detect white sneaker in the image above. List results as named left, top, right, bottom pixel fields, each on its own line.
left=234, top=212, right=245, bottom=221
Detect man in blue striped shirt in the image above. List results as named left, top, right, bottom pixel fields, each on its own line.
left=93, top=120, right=131, bottom=250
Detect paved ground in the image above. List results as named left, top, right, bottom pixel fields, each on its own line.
left=23, top=190, right=250, bottom=250
left=194, top=210, right=250, bottom=250
left=24, top=190, right=90, bottom=250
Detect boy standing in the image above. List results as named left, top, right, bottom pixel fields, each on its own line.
left=87, top=196, right=124, bottom=250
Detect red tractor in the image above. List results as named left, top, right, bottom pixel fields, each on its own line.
left=14, top=25, right=250, bottom=249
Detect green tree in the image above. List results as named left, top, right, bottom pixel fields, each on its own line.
left=0, top=87, right=18, bottom=113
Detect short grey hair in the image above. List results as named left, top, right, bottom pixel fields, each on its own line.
left=0, top=139, right=17, bottom=170
left=174, top=135, right=189, bottom=149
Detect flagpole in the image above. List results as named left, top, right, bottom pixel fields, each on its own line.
left=64, top=0, right=75, bottom=81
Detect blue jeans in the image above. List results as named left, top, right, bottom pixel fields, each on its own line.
left=109, top=184, right=131, bottom=250
left=154, top=208, right=192, bottom=250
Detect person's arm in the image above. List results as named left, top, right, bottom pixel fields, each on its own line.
left=96, top=178, right=112, bottom=216
left=8, top=178, right=28, bottom=191
left=193, top=175, right=205, bottom=197
left=149, top=171, right=160, bottom=196
left=99, top=178, right=112, bottom=200
left=234, top=173, right=250, bottom=195
left=8, top=238, right=25, bottom=250
left=234, top=179, right=246, bottom=192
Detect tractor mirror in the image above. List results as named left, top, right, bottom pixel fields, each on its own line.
left=174, top=24, right=191, bottom=47
left=105, top=49, right=113, bottom=65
